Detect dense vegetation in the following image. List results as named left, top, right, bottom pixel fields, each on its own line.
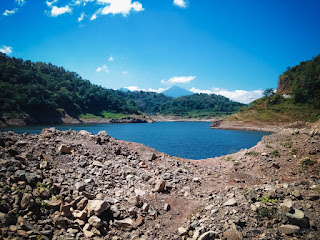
left=227, top=54, right=320, bottom=122
left=277, top=54, right=320, bottom=108
left=116, top=91, right=172, bottom=115
left=158, top=93, right=244, bottom=117
left=0, top=53, right=139, bottom=119
left=0, top=54, right=244, bottom=121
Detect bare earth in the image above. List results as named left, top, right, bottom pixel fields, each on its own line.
left=0, top=121, right=320, bottom=239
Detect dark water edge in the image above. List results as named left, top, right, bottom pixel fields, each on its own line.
left=0, top=122, right=271, bottom=160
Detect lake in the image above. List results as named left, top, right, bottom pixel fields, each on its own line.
left=0, top=122, right=270, bottom=160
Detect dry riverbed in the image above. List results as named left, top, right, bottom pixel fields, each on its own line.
left=0, top=124, right=320, bottom=239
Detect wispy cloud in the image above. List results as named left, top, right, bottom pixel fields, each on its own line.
left=0, top=45, right=13, bottom=55
left=161, top=76, right=195, bottom=85
left=78, top=12, right=85, bottom=22
left=122, top=71, right=128, bottom=74
left=3, top=8, right=18, bottom=16
left=96, top=64, right=109, bottom=72
left=173, top=0, right=187, bottom=8
left=123, top=86, right=169, bottom=93
left=109, top=56, right=114, bottom=61
left=50, top=5, right=72, bottom=17
left=73, top=0, right=94, bottom=6
left=15, top=0, right=26, bottom=6
left=91, top=0, right=144, bottom=20
left=189, top=87, right=263, bottom=104
left=46, top=0, right=59, bottom=7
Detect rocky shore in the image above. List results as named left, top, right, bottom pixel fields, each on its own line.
left=0, top=125, right=320, bottom=239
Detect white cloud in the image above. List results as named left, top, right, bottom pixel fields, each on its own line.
left=15, top=0, right=26, bottom=6
left=123, top=86, right=169, bottom=93
left=125, top=86, right=142, bottom=91
left=189, top=87, right=263, bottom=104
left=109, top=56, right=114, bottom=61
left=78, top=12, right=85, bottom=22
left=51, top=5, right=72, bottom=17
left=91, top=0, right=144, bottom=20
left=173, top=0, right=186, bottom=8
left=148, top=87, right=169, bottom=93
left=96, top=64, right=109, bottom=72
left=122, top=71, right=128, bottom=74
left=0, top=45, right=13, bottom=55
left=73, top=0, right=94, bottom=6
left=3, top=8, right=18, bottom=16
left=161, top=76, right=195, bottom=85
left=46, top=0, right=58, bottom=7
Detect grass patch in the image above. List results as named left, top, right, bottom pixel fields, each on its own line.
left=80, top=111, right=129, bottom=119
left=256, top=206, right=277, bottom=219
left=266, top=145, right=273, bottom=149
left=226, top=157, right=233, bottom=161
left=290, top=149, right=297, bottom=155
left=272, top=150, right=280, bottom=157
left=257, top=194, right=278, bottom=203
left=246, top=151, right=259, bottom=156
left=226, top=96, right=320, bottom=123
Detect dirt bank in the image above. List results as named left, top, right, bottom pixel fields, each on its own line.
left=210, top=120, right=308, bottom=132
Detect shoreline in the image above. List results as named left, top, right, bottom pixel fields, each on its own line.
left=0, top=115, right=222, bottom=128
left=209, top=120, right=308, bottom=132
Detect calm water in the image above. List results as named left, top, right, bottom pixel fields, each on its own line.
left=0, top=122, right=270, bottom=160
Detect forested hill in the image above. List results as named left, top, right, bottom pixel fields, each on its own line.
left=227, top=54, right=320, bottom=123
left=277, top=54, right=320, bottom=107
left=158, top=93, right=244, bottom=117
left=0, top=53, right=244, bottom=122
left=0, top=53, right=139, bottom=120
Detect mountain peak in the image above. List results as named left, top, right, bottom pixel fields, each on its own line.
left=162, top=86, right=193, bottom=98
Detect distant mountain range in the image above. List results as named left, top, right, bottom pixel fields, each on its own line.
left=120, top=86, right=193, bottom=98
left=161, top=86, right=193, bottom=98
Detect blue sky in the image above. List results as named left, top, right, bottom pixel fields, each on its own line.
left=1, top=0, right=320, bottom=103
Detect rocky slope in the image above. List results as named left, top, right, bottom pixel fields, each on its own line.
left=0, top=127, right=319, bottom=239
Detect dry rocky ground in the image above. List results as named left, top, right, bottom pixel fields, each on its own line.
left=0, top=125, right=319, bottom=239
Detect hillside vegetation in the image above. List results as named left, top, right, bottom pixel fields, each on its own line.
left=0, top=53, right=139, bottom=120
left=227, top=54, right=320, bottom=122
left=0, top=54, right=244, bottom=122
left=159, top=93, right=244, bottom=117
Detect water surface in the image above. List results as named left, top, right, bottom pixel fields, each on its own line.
left=0, top=122, right=270, bottom=160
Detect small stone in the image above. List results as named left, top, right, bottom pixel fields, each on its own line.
left=76, top=197, right=88, bottom=210
left=92, top=161, right=104, bottom=167
left=40, top=161, right=48, bottom=169
left=177, top=227, right=188, bottom=236
left=223, top=198, right=237, bottom=206
left=198, top=231, right=219, bottom=240
left=58, top=144, right=71, bottom=154
left=280, top=199, right=293, bottom=214
left=88, top=216, right=103, bottom=228
left=83, top=223, right=95, bottom=238
left=20, top=193, right=34, bottom=210
left=113, top=218, right=134, bottom=231
left=279, top=224, right=300, bottom=235
left=73, top=210, right=87, bottom=220
left=223, top=229, right=243, bottom=240
left=164, top=203, right=170, bottom=211
left=87, top=200, right=110, bottom=216
left=133, top=215, right=144, bottom=228
left=47, top=199, right=62, bottom=211
left=152, top=179, right=166, bottom=192
left=75, top=182, right=86, bottom=191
